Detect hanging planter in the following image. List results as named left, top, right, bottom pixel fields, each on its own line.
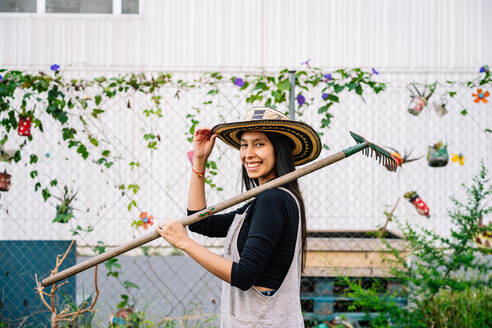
left=427, top=141, right=448, bottom=167
left=52, top=186, right=78, bottom=223
left=0, top=169, right=12, bottom=191
left=407, top=82, right=436, bottom=116
left=431, top=99, right=448, bottom=117
left=404, top=191, right=430, bottom=218
left=408, top=96, right=427, bottom=116
left=54, top=204, right=74, bottom=223
left=18, top=116, right=32, bottom=137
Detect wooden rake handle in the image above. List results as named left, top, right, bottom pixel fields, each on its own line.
left=41, top=142, right=368, bottom=287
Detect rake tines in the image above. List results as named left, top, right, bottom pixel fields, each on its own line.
left=350, top=131, right=397, bottom=172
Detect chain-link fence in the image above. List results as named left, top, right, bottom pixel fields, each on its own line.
left=1, top=69, right=491, bottom=327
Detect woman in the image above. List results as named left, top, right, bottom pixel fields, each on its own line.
left=157, top=107, right=321, bottom=327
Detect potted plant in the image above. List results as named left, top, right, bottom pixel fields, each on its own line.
left=0, top=169, right=11, bottom=191
left=404, top=191, right=430, bottom=218
left=18, top=114, right=32, bottom=137
left=427, top=141, right=449, bottom=167
left=407, top=82, right=437, bottom=116
left=53, top=186, right=78, bottom=223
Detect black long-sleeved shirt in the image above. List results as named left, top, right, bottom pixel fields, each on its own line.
left=188, top=188, right=299, bottom=291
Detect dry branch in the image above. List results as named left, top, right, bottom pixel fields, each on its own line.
left=35, top=240, right=99, bottom=328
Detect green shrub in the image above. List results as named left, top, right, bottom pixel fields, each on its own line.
left=347, top=161, right=492, bottom=327
left=421, top=288, right=492, bottom=328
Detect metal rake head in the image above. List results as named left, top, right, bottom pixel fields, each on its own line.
left=350, top=131, right=397, bottom=172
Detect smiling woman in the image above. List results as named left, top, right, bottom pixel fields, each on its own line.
left=156, top=107, right=321, bottom=327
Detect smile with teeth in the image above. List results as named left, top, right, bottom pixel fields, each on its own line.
left=246, top=162, right=261, bottom=168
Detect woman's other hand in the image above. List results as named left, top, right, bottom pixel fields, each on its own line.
left=193, top=128, right=217, bottom=165
left=156, top=220, right=190, bottom=250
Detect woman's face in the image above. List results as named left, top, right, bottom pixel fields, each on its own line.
left=240, top=131, right=276, bottom=185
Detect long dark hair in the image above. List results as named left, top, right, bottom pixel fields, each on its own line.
left=240, top=131, right=307, bottom=271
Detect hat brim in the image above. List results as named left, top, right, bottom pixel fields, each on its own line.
left=211, top=119, right=321, bottom=165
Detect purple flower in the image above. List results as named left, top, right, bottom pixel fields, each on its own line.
left=480, top=65, right=489, bottom=73
left=0, top=74, right=3, bottom=82
left=234, top=77, right=245, bottom=87
left=50, top=64, right=60, bottom=71
left=371, top=67, right=379, bottom=75
left=301, top=59, right=311, bottom=68
left=297, top=94, right=306, bottom=106
left=323, top=73, right=332, bottom=81
left=322, top=93, right=329, bottom=100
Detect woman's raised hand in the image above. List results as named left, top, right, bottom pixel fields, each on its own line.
left=193, top=128, right=217, bottom=166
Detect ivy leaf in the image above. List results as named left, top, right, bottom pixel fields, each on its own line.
left=254, top=82, right=268, bottom=91
left=327, top=94, right=339, bottom=102
left=34, top=182, right=41, bottom=191
left=277, top=80, right=291, bottom=91
left=355, top=85, right=363, bottom=95
left=50, top=179, right=58, bottom=187
left=128, top=200, right=137, bottom=211
left=30, top=154, right=38, bottom=164
left=68, top=140, right=79, bottom=148
left=333, top=84, right=344, bottom=93
left=30, top=170, right=38, bottom=179
left=102, top=150, right=111, bottom=157
left=461, top=109, right=468, bottom=116
left=147, top=141, right=158, bottom=149
left=94, top=77, right=107, bottom=83
left=123, top=281, right=140, bottom=289
left=58, top=111, right=68, bottom=124
left=346, top=82, right=357, bottom=91
left=77, top=144, right=89, bottom=159
left=42, top=188, right=51, bottom=201
left=89, top=137, right=99, bottom=147
left=143, top=133, right=156, bottom=140
left=91, top=108, right=104, bottom=118
left=78, top=99, right=88, bottom=110
left=485, top=128, right=491, bottom=133
left=117, top=294, right=129, bottom=309
left=13, top=150, right=21, bottom=163
left=93, top=241, right=106, bottom=254
left=95, top=95, right=102, bottom=106
left=317, top=104, right=332, bottom=114
left=127, top=184, right=140, bottom=194
left=62, top=128, right=76, bottom=140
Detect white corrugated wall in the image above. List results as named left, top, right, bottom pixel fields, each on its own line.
left=1, top=0, right=490, bottom=71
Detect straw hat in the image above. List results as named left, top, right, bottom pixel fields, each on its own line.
left=211, top=107, right=322, bottom=165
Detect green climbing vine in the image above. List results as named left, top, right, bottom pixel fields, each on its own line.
left=0, top=65, right=490, bottom=227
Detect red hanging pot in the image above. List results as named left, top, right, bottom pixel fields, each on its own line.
left=404, top=191, right=430, bottom=218
left=0, top=169, right=12, bottom=191
left=410, top=194, right=430, bottom=218
left=18, top=116, right=32, bottom=137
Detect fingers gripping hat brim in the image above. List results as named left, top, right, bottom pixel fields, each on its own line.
left=211, top=119, right=322, bottom=166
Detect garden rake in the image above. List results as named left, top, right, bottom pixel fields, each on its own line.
left=41, top=131, right=396, bottom=287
